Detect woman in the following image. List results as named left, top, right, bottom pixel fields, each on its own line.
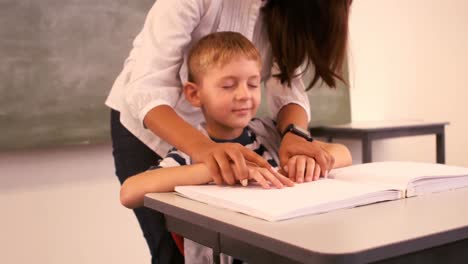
left=106, top=0, right=351, bottom=262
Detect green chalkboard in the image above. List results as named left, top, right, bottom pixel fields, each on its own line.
left=307, top=60, right=351, bottom=126
left=257, top=61, right=351, bottom=126
left=0, top=0, right=154, bottom=150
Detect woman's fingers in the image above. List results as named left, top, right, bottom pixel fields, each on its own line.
left=242, top=147, right=273, bottom=171
left=213, top=152, right=235, bottom=185
left=206, top=155, right=223, bottom=185
left=327, top=154, right=335, bottom=176
left=225, top=148, right=248, bottom=182
left=308, top=150, right=329, bottom=177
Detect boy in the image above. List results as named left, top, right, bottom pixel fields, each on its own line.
left=120, top=32, right=352, bottom=262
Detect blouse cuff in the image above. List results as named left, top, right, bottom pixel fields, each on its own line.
left=270, top=97, right=311, bottom=123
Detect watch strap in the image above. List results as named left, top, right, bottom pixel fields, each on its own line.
left=281, top=124, right=313, bottom=142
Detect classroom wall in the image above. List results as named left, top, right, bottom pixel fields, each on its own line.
left=347, top=0, right=468, bottom=166
left=0, top=144, right=149, bottom=264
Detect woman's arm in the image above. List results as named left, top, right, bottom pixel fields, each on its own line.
left=120, top=163, right=211, bottom=209
left=314, top=141, right=352, bottom=168
left=264, top=63, right=333, bottom=177
left=144, top=105, right=212, bottom=161
left=276, top=104, right=335, bottom=178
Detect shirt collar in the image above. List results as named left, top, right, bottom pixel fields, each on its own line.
left=209, top=127, right=251, bottom=146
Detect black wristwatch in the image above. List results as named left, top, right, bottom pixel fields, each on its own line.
left=281, top=124, right=314, bottom=142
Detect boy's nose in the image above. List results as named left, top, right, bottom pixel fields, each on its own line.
left=234, top=84, right=250, bottom=100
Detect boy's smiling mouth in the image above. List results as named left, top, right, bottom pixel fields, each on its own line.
left=232, top=107, right=253, bottom=115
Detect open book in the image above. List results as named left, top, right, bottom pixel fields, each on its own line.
left=175, top=162, right=468, bottom=222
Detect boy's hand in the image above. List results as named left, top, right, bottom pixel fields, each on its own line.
left=242, top=162, right=294, bottom=189
left=279, top=133, right=335, bottom=179
left=192, top=142, right=273, bottom=186
left=284, top=155, right=323, bottom=183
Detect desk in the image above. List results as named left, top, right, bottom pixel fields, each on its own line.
left=309, top=121, right=449, bottom=164
left=145, top=187, right=468, bottom=264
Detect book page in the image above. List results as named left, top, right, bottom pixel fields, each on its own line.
left=329, top=161, right=468, bottom=190
left=175, top=179, right=401, bottom=221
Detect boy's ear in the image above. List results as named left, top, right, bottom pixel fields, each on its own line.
left=183, top=82, right=202, bottom=107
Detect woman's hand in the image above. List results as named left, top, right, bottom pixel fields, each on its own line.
left=279, top=133, right=335, bottom=180
left=191, top=142, right=274, bottom=186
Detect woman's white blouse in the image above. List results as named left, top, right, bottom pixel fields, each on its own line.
left=105, top=0, right=311, bottom=156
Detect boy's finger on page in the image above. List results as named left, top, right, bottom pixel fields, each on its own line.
left=250, top=169, right=270, bottom=189
left=288, top=156, right=297, bottom=182
left=261, top=169, right=283, bottom=188
left=273, top=170, right=294, bottom=187
left=214, top=153, right=235, bottom=185
left=295, top=156, right=306, bottom=183
left=305, top=158, right=315, bottom=182
left=313, top=163, right=321, bottom=181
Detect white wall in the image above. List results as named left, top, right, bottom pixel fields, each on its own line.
left=0, top=144, right=149, bottom=264
left=348, top=0, right=468, bottom=166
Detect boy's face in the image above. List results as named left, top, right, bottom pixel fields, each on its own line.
left=197, top=56, right=261, bottom=137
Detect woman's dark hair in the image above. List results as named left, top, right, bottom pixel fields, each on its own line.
left=262, top=0, right=352, bottom=90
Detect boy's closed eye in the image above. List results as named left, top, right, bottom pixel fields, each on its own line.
left=217, top=76, right=236, bottom=88
left=248, top=83, right=259, bottom=89
left=222, top=84, right=235, bottom=89
left=220, top=80, right=236, bottom=89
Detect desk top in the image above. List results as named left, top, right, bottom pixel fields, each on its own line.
left=145, top=187, right=468, bottom=263
left=309, top=120, right=449, bottom=132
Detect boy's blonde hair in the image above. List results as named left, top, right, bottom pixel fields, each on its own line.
left=187, top=31, right=262, bottom=83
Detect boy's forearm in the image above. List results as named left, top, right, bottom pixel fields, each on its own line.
left=143, top=105, right=212, bottom=157
left=120, top=164, right=211, bottom=209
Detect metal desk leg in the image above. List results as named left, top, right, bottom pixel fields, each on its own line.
left=213, top=248, right=220, bottom=264
left=362, top=135, right=372, bottom=163
left=436, top=131, right=446, bottom=164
